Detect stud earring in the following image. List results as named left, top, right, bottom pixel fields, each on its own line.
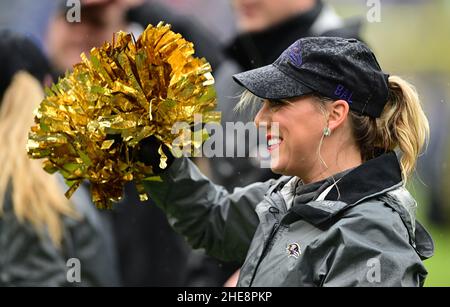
left=323, top=127, right=331, bottom=136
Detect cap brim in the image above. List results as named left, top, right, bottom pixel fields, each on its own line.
left=232, top=64, right=314, bottom=100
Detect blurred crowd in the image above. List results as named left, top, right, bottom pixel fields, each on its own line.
left=0, top=0, right=448, bottom=286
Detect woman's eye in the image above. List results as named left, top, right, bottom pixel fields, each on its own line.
left=267, top=99, right=285, bottom=109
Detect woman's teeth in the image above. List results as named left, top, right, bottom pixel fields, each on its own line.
left=268, top=138, right=282, bottom=147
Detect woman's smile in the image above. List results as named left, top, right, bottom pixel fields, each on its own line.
left=266, top=133, right=283, bottom=153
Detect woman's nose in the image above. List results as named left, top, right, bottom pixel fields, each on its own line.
left=254, top=102, right=270, bottom=128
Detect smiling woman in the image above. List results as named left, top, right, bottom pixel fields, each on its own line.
left=141, top=36, right=434, bottom=287
left=232, top=0, right=316, bottom=33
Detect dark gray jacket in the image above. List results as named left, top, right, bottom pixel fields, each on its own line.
left=0, top=182, right=120, bottom=287
left=144, top=152, right=434, bottom=287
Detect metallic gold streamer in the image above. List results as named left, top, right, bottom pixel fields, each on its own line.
left=27, top=22, right=220, bottom=208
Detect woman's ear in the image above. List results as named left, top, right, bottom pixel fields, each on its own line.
left=327, top=99, right=350, bottom=131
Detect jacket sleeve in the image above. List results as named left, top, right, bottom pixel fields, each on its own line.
left=306, top=201, right=428, bottom=287
left=143, top=157, right=272, bottom=263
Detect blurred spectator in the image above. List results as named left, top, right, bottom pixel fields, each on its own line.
left=151, top=0, right=236, bottom=44
left=127, top=1, right=223, bottom=69
left=47, top=0, right=143, bottom=75
left=47, top=0, right=222, bottom=75
left=0, top=30, right=120, bottom=286
left=46, top=0, right=227, bottom=286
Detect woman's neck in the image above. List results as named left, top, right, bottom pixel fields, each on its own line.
left=301, top=146, right=362, bottom=184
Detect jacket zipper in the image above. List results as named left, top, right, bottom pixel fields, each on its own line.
left=249, top=192, right=285, bottom=286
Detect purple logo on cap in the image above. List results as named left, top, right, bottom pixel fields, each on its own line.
left=334, top=84, right=353, bottom=103
left=287, top=40, right=302, bottom=68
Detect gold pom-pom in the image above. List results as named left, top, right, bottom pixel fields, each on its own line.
left=27, top=22, right=220, bottom=208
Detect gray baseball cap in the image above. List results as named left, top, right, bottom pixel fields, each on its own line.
left=232, top=37, right=390, bottom=118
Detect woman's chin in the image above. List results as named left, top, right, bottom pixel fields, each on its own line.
left=270, top=162, right=285, bottom=175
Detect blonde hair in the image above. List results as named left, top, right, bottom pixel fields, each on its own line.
left=0, top=72, right=78, bottom=247
left=236, top=75, right=429, bottom=183
left=349, top=76, right=429, bottom=182
left=234, top=90, right=266, bottom=117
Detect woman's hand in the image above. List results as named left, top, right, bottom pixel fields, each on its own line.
left=137, top=136, right=175, bottom=174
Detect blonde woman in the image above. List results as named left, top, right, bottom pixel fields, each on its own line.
left=142, top=37, right=434, bottom=286
left=0, top=31, right=119, bottom=286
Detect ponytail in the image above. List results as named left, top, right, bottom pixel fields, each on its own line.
left=350, top=76, right=429, bottom=182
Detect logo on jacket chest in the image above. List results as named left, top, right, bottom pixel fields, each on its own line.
left=286, top=243, right=302, bottom=259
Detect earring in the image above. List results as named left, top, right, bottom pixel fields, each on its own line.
left=323, top=127, right=331, bottom=136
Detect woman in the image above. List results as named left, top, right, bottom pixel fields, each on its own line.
left=0, top=31, right=119, bottom=286
left=143, top=36, right=434, bottom=287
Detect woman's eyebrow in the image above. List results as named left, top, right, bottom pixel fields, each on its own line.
left=267, top=99, right=288, bottom=104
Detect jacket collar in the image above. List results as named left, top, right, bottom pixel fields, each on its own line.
left=281, top=151, right=403, bottom=226
left=280, top=151, right=434, bottom=260
left=323, top=151, right=402, bottom=204
left=379, top=188, right=434, bottom=260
